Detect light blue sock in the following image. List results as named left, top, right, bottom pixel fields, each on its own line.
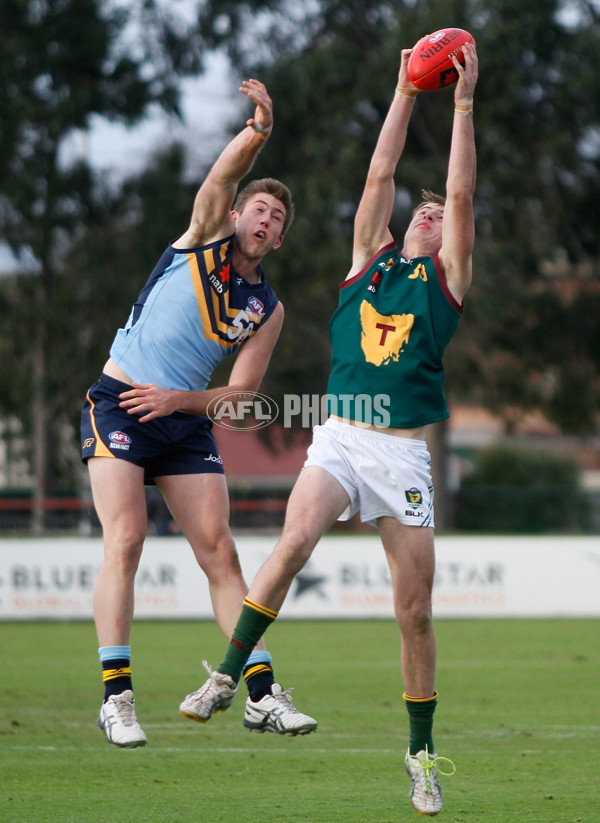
left=245, top=650, right=273, bottom=668
left=99, top=645, right=131, bottom=662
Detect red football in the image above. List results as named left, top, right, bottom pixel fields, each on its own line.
left=407, top=28, right=475, bottom=92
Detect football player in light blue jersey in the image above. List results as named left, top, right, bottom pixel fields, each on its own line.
left=82, top=79, right=317, bottom=748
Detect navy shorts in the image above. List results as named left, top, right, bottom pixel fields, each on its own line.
left=81, top=373, right=224, bottom=483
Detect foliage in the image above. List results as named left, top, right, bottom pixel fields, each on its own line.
left=58, top=145, right=198, bottom=426
left=1, top=0, right=599, bottom=500
left=456, top=443, right=587, bottom=532
left=197, top=0, right=600, bottom=434
left=0, top=0, right=204, bottom=497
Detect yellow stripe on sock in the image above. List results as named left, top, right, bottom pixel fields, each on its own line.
left=243, top=664, right=272, bottom=680
left=244, top=597, right=278, bottom=619
left=403, top=690, right=439, bottom=703
left=102, top=667, right=132, bottom=682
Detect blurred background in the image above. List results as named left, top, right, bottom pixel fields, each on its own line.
left=1, top=0, right=599, bottom=538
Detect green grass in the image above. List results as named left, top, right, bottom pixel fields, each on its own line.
left=1, top=619, right=599, bottom=822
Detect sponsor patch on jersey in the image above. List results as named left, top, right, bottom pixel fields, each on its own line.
left=209, top=262, right=231, bottom=295
left=204, top=453, right=224, bottom=464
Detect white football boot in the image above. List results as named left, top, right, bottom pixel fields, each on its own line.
left=243, top=683, right=317, bottom=736
left=179, top=660, right=238, bottom=722
left=98, top=690, right=147, bottom=748
left=404, top=747, right=455, bottom=816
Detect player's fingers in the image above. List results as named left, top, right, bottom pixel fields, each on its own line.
left=450, top=52, right=464, bottom=73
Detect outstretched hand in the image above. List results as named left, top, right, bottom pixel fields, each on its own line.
left=397, top=48, right=421, bottom=96
left=119, top=383, right=180, bottom=423
left=240, top=78, right=273, bottom=133
left=452, top=42, right=478, bottom=101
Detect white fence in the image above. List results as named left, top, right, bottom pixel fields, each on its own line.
left=1, top=534, right=599, bottom=620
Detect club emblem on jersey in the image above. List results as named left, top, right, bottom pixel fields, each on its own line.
left=405, top=487, right=423, bottom=506
left=360, top=300, right=414, bottom=366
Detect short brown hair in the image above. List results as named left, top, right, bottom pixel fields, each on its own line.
left=234, top=178, right=295, bottom=235
left=412, top=188, right=446, bottom=215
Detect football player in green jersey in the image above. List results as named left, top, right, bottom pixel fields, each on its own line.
left=197, top=41, right=478, bottom=815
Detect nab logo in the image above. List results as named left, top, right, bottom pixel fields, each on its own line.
left=209, top=272, right=224, bottom=294
left=109, top=431, right=132, bottom=445
left=368, top=271, right=383, bottom=295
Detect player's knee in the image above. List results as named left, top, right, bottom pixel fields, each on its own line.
left=276, top=525, right=316, bottom=573
left=199, top=534, right=243, bottom=579
left=396, top=601, right=433, bottom=638
left=103, top=526, right=145, bottom=575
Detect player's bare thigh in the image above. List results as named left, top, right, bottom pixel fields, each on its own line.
left=87, top=456, right=148, bottom=541
left=156, top=472, right=235, bottom=557
left=378, top=516, right=436, bottom=604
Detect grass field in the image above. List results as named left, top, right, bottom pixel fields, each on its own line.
left=1, top=618, right=599, bottom=822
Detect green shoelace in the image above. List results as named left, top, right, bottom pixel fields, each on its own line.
left=412, top=746, right=456, bottom=792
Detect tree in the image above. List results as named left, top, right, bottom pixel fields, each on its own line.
left=2, top=0, right=599, bottom=530
left=196, top=0, right=600, bottom=436
left=60, top=144, right=198, bottom=430
left=193, top=0, right=600, bottom=526
left=0, top=0, right=203, bottom=530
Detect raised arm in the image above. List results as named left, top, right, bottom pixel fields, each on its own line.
left=173, top=79, right=274, bottom=250
left=348, top=49, right=419, bottom=278
left=438, top=42, right=478, bottom=303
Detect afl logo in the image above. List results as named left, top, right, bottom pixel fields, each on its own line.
left=109, top=431, right=132, bottom=445
left=429, top=31, right=446, bottom=43
left=247, top=297, right=265, bottom=317
left=207, top=391, right=278, bottom=430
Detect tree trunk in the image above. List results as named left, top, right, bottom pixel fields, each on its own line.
left=31, top=276, right=50, bottom=535
left=426, top=418, right=451, bottom=531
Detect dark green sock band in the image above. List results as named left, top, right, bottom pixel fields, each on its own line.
left=405, top=692, right=438, bottom=756
left=218, top=600, right=278, bottom=681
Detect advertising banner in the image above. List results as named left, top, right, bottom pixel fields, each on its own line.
left=1, top=534, right=599, bottom=620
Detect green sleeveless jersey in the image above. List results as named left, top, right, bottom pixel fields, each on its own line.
left=326, top=244, right=463, bottom=428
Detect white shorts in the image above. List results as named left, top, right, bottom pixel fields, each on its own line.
left=303, top=418, right=434, bottom=529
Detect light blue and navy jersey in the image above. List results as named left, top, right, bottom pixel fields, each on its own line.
left=110, top=234, right=279, bottom=391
